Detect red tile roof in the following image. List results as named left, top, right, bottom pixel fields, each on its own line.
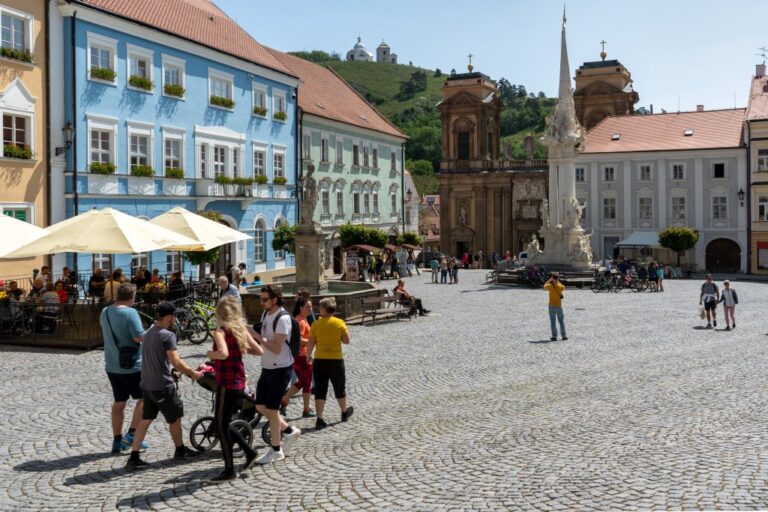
left=583, top=108, right=745, bottom=154
left=73, top=0, right=294, bottom=77
left=266, top=49, right=407, bottom=139
left=746, top=75, right=768, bottom=121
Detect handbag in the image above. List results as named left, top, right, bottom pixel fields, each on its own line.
left=105, top=307, right=139, bottom=369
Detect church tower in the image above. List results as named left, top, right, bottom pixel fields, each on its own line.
left=573, top=46, right=639, bottom=130
left=437, top=61, right=502, bottom=171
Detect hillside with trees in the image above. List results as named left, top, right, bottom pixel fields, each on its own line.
left=288, top=52, right=556, bottom=196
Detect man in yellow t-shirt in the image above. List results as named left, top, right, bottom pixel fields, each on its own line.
left=543, top=273, right=567, bottom=341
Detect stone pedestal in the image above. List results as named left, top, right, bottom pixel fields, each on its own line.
left=293, top=226, right=328, bottom=295
left=531, top=224, right=593, bottom=270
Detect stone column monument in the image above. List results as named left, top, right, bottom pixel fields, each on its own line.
left=529, top=10, right=593, bottom=269
left=293, top=164, right=329, bottom=294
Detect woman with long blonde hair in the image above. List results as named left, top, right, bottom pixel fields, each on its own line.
left=206, top=296, right=262, bottom=482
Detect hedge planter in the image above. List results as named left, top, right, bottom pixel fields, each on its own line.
left=89, top=162, right=116, bottom=175
left=90, top=67, right=116, bottom=82
left=163, top=83, right=185, bottom=98
left=128, top=75, right=154, bottom=91
left=3, top=144, right=33, bottom=160
left=130, top=165, right=154, bottom=178
left=254, top=175, right=267, bottom=185
left=164, top=167, right=184, bottom=179
left=273, top=111, right=287, bottom=122
left=273, top=176, right=287, bottom=185
left=210, top=95, right=235, bottom=109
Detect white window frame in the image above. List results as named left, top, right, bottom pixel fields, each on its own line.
left=639, top=164, right=652, bottom=181
left=213, top=145, right=227, bottom=178
left=602, top=197, right=617, bottom=219
left=712, top=162, right=727, bottom=179
left=321, top=135, right=329, bottom=163
left=161, top=127, right=184, bottom=173
left=575, top=167, right=585, bottom=182
left=131, top=252, right=149, bottom=271
left=86, top=114, right=118, bottom=168
left=273, top=91, right=287, bottom=119
left=758, top=149, right=768, bottom=172
left=1, top=201, right=34, bottom=225
left=126, top=44, right=154, bottom=93
left=603, top=166, right=615, bottom=182
left=372, top=147, right=378, bottom=168
left=638, top=196, right=653, bottom=220
left=126, top=120, right=154, bottom=173
left=335, top=181, right=345, bottom=214
left=208, top=68, right=234, bottom=108
left=671, top=196, right=687, bottom=220
left=373, top=187, right=380, bottom=214
left=712, top=195, right=728, bottom=220
left=194, top=126, right=246, bottom=179
left=252, top=83, right=268, bottom=116
left=273, top=217, right=286, bottom=259
left=2, top=112, right=31, bottom=151
left=353, top=142, right=360, bottom=166
left=321, top=190, right=330, bottom=215
left=302, top=132, right=311, bottom=160
left=198, top=143, right=208, bottom=179
left=336, top=139, right=344, bottom=164
left=0, top=6, right=33, bottom=54
left=161, top=54, right=186, bottom=99
left=166, top=251, right=181, bottom=273
left=671, top=163, right=686, bottom=181
left=273, top=146, right=286, bottom=179
left=390, top=151, right=397, bottom=172
left=254, top=217, right=267, bottom=263
left=758, top=196, right=768, bottom=221
left=253, top=142, right=267, bottom=177
left=363, top=145, right=370, bottom=167
left=86, top=32, right=118, bottom=85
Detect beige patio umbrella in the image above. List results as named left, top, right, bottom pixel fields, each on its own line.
left=0, top=214, right=48, bottom=257
left=0, top=207, right=203, bottom=259
left=149, top=207, right=251, bottom=251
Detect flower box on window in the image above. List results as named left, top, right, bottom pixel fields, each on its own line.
left=90, top=162, right=116, bottom=175
left=273, top=176, right=287, bottom=185
left=214, top=175, right=233, bottom=185
left=0, top=47, right=34, bottom=64
left=164, top=83, right=185, bottom=98
left=90, top=67, right=116, bottom=82
left=253, top=106, right=267, bottom=116
left=2, top=144, right=33, bottom=160
left=130, top=165, right=154, bottom=177
left=210, top=95, right=235, bottom=109
left=254, top=175, right=267, bottom=185
left=128, top=75, right=154, bottom=91
left=233, top=177, right=254, bottom=186
left=164, top=167, right=184, bottom=179
left=273, top=111, right=287, bottom=122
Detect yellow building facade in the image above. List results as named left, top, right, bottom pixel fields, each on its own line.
left=0, top=0, right=47, bottom=280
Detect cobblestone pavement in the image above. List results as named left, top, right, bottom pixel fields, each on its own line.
left=2, top=271, right=768, bottom=510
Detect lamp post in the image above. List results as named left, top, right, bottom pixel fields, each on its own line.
left=59, top=122, right=78, bottom=285
left=403, top=188, right=412, bottom=233
left=738, top=188, right=745, bottom=207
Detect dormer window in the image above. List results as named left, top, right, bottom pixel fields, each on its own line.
left=684, top=129, right=694, bottom=136
left=611, top=133, right=621, bottom=141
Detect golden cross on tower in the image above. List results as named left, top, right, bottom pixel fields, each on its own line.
left=467, top=53, right=474, bottom=72
left=600, top=39, right=607, bottom=61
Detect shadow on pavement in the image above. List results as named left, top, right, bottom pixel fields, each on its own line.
left=14, top=452, right=114, bottom=472
left=58, top=454, right=207, bottom=486
left=527, top=339, right=559, bottom=344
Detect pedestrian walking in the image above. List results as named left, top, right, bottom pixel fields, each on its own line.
left=430, top=255, right=439, bottom=283
left=718, top=280, right=738, bottom=330
left=447, top=258, right=454, bottom=284
left=656, top=265, right=665, bottom=292
left=250, top=285, right=302, bottom=465
left=307, top=297, right=353, bottom=430
left=206, top=296, right=262, bottom=481
left=543, top=273, right=567, bottom=341
left=125, top=302, right=202, bottom=469
left=375, top=256, right=383, bottom=284
left=699, top=274, right=720, bottom=329
left=280, top=297, right=315, bottom=418
left=452, top=258, right=459, bottom=284
left=100, top=283, right=148, bottom=454
left=440, top=257, right=448, bottom=284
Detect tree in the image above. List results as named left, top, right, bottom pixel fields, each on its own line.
left=434, top=68, right=442, bottom=77
left=184, top=210, right=223, bottom=266
left=272, top=224, right=298, bottom=254
left=397, top=232, right=421, bottom=246
left=658, top=227, right=700, bottom=267
left=405, top=159, right=433, bottom=176
left=339, top=224, right=388, bottom=249
left=288, top=50, right=340, bottom=63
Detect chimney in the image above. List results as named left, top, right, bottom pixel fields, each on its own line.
left=696, top=104, right=704, bottom=112
left=757, top=63, right=766, bottom=78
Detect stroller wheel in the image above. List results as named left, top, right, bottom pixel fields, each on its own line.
left=261, top=422, right=271, bottom=446
left=190, top=416, right=218, bottom=452
left=230, top=419, right=253, bottom=458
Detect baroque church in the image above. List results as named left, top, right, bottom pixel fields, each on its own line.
left=437, top=51, right=638, bottom=258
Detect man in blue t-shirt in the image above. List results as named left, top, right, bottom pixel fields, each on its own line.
left=100, top=283, right=146, bottom=454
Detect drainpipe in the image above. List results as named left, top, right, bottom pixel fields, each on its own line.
left=71, top=9, right=79, bottom=277
left=746, top=120, right=752, bottom=274
left=44, top=0, right=52, bottom=272
left=294, top=86, right=300, bottom=269
left=401, top=142, right=406, bottom=234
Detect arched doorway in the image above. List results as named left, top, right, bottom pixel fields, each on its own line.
left=705, top=238, right=741, bottom=273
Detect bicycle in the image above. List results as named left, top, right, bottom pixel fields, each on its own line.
left=168, top=297, right=210, bottom=345
left=591, top=273, right=616, bottom=293
left=189, top=299, right=217, bottom=333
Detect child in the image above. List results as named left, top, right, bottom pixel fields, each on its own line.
left=718, top=280, right=739, bottom=330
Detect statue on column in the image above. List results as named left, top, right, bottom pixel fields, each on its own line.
left=300, top=164, right=318, bottom=227
left=539, top=199, right=550, bottom=228
left=527, top=234, right=542, bottom=258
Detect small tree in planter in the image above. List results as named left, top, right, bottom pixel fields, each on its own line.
left=90, top=162, right=116, bottom=175
left=128, top=75, right=153, bottom=91
left=658, top=226, right=700, bottom=268
left=164, top=167, right=184, bottom=179
left=273, top=111, right=287, bottom=122
left=273, top=176, right=287, bottom=185
left=272, top=223, right=298, bottom=255
left=339, top=223, right=388, bottom=249
left=397, top=232, right=421, bottom=246
left=130, top=164, right=154, bottom=177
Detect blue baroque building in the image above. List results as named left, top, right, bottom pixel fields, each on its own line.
left=49, top=0, right=298, bottom=280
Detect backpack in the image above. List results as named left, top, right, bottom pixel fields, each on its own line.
left=261, top=309, right=301, bottom=358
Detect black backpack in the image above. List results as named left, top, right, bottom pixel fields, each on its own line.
left=261, top=309, right=301, bottom=358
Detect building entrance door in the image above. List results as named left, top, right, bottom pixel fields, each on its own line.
left=455, top=241, right=468, bottom=258
left=603, top=237, right=620, bottom=260
left=706, top=238, right=741, bottom=273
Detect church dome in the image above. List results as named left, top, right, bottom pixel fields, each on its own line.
left=354, top=36, right=367, bottom=50
left=378, top=40, right=390, bottom=48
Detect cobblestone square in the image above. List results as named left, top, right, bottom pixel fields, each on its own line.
left=2, top=270, right=767, bottom=510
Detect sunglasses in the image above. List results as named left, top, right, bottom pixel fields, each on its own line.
left=260, top=297, right=273, bottom=303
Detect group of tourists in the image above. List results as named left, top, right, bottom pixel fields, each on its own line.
left=429, top=256, right=461, bottom=284
left=102, top=282, right=353, bottom=482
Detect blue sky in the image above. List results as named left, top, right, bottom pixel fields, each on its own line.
left=218, top=0, right=767, bottom=112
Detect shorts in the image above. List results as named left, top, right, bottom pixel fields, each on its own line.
left=313, top=359, right=346, bottom=400
left=106, top=372, right=142, bottom=402
left=255, top=366, right=292, bottom=410
left=704, top=299, right=717, bottom=311
left=141, top=386, right=184, bottom=423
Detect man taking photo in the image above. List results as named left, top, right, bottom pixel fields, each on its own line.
left=543, top=273, right=567, bottom=341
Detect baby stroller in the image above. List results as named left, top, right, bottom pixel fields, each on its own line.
left=189, top=364, right=272, bottom=456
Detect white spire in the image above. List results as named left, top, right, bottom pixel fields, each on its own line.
left=559, top=6, right=571, bottom=100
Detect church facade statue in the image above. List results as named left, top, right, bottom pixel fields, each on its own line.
left=300, top=164, right=318, bottom=227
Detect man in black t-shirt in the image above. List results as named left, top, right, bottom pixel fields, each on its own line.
left=88, top=268, right=105, bottom=298
left=126, top=302, right=202, bottom=469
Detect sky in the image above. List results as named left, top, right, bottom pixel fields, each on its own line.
left=216, top=0, right=768, bottom=113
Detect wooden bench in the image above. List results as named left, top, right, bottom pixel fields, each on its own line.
left=360, top=295, right=411, bottom=325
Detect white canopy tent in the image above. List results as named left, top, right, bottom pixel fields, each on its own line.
left=615, top=231, right=661, bottom=248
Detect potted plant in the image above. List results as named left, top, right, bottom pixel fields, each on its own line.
left=273, top=176, right=287, bottom=185
left=165, top=167, right=184, bottom=179
left=90, top=67, right=117, bottom=82
left=90, top=162, right=116, bottom=175
left=233, top=177, right=255, bottom=186
left=254, top=174, right=267, bottom=185
left=0, top=47, right=34, bottom=63
left=253, top=105, right=268, bottom=116
left=164, top=83, right=185, bottom=98
left=210, top=95, right=235, bottom=109
left=3, top=144, right=33, bottom=160
left=130, top=164, right=154, bottom=177
left=128, top=75, right=153, bottom=91
left=214, top=175, right=233, bottom=185
left=273, top=111, right=287, bottom=122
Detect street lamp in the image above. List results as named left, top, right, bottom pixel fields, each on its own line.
left=737, top=188, right=745, bottom=206
left=55, top=122, right=74, bottom=156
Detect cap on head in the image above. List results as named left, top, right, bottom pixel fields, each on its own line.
left=156, top=301, right=177, bottom=318
left=705, top=274, right=712, bottom=279
left=723, top=279, right=730, bottom=284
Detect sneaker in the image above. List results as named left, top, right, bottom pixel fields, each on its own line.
left=315, top=418, right=328, bottom=431
left=280, top=405, right=287, bottom=416
left=125, top=457, right=150, bottom=470
left=725, top=326, right=731, bottom=331
left=173, top=447, right=200, bottom=460
left=706, top=323, right=712, bottom=329
left=207, top=470, right=237, bottom=483
left=121, top=432, right=148, bottom=451
left=550, top=337, right=557, bottom=341
left=561, top=336, right=568, bottom=341
left=242, top=451, right=258, bottom=472
left=254, top=448, right=285, bottom=465
left=423, top=309, right=431, bottom=314
left=281, top=427, right=301, bottom=453
left=713, top=320, right=717, bottom=327
left=111, top=439, right=125, bottom=455
left=732, top=323, right=736, bottom=329
left=302, top=410, right=317, bottom=418
left=341, top=406, right=355, bottom=422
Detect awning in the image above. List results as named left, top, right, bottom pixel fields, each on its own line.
left=344, top=244, right=382, bottom=253
left=401, top=243, right=420, bottom=251
left=616, top=231, right=660, bottom=248
left=384, top=244, right=401, bottom=252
